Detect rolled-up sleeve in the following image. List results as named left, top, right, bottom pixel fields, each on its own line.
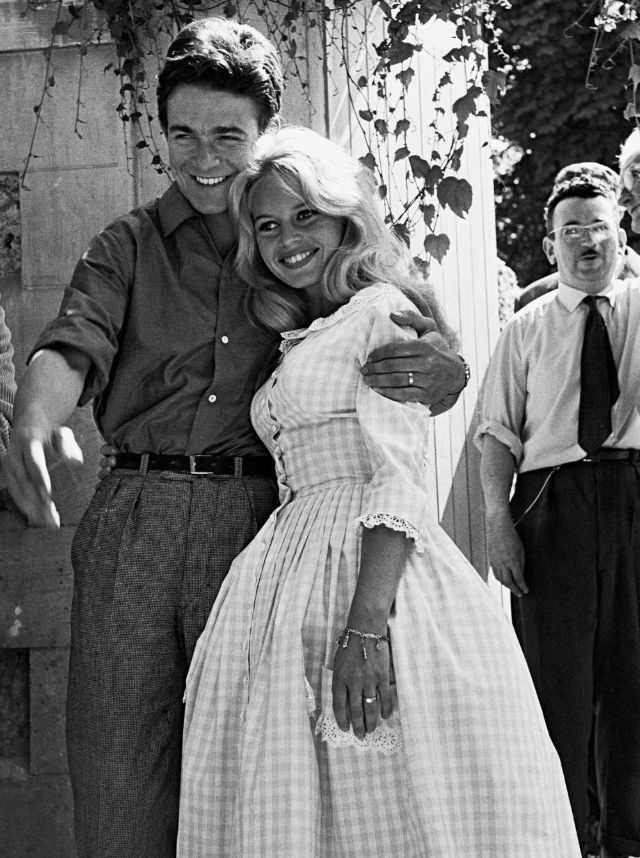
left=29, top=218, right=134, bottom=405
left=474, top=319, right=527, bottom=466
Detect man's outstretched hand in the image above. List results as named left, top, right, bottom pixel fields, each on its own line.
left=6, top=424, right=83, bottom=528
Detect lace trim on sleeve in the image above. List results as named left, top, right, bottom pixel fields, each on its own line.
left=315, top=709, right=401, bottom=755
left=356, top=513, right=424, bottom=553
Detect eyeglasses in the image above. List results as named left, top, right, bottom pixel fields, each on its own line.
left=547, top=221, right=613, bottom=244
left=621, top=164, right=640, bottom=191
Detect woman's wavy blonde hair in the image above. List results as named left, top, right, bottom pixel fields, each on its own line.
left=229, top=125, right=456, bottom=346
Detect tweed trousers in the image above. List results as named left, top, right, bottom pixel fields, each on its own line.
left=67, top=470, right=278, bottom=858
left=511, top=460, right=640, bottom=857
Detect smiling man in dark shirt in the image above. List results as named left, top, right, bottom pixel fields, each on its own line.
left=6, top=17, right=467, bottom=858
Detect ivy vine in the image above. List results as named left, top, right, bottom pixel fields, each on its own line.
left=586, top=0, right=640, bottom=121
left=24, top=0, right=509, bottom=265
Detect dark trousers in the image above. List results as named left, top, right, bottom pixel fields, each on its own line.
left=67, top=470, right=278, bottom=858
left=511, top=461, right=640, bottom=856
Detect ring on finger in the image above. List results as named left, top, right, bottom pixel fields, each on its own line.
left=364, top=695, right=377, bottom=704
left=407, top=371, right=414, bottom=386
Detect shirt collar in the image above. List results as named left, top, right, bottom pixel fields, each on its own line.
left=557, top=279, right=620, bottom=312
left=158, top=182, right=202, bottom=237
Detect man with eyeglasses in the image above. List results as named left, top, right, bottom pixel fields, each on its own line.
left=514, top=161, right=640, bottom=312
left=476, top=163, right=640, bottom=858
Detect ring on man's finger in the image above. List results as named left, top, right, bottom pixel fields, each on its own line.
left=364, top=695, right=377, bottom=704
left=407, top=371, right=414, bottom=386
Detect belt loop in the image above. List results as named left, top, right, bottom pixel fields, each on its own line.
left=234, top=457, right=243, bottom=477
left=139, top=453, right=149, bottom=476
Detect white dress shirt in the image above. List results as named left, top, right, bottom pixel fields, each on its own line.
left=475, top=278, right=640, bottom=472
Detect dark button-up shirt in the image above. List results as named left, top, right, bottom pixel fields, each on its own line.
left=31, top=183, right=279, bottom=455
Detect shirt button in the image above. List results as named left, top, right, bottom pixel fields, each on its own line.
left=208, top=394, right=217, bottom=404
left=221, top=335, right=229, bottom=344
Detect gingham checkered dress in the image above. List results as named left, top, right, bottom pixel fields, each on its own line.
left=178, top=285, right=580, bottom=857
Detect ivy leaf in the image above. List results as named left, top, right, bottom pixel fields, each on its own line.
left=373, top=0, right=393, bottom=15
left=424, top=233, right=450, bottom=263
left=378, top=183, right=388, bottom=199
left=394, top=118, right=410, bottom=137
left=135, top=140, right=148, bottom=149
left=394, top=145, right=410, bottom=162
left=425, top=164, right=443, bottom=192
left=442, top=45, right=473, bottom=63
left=386, top=41, right=418, bottom=66
left=395, top=67, right=415, bottom=87
left=357, top=76, right=368, bottom=88
left=437, top=176, right=473, bottom=218
left=359, top=109, right=374, bottom=121
left=482, top=69, right=507, bottom=103
left=409, top=155, right=430, bottom=180
left=359, top=152, right=377, bottom=172
left=422, top=203, right=436, bottom=227
left=452, top=85, right=482, bottom=125
left=374, top=118, right=388, bottom=138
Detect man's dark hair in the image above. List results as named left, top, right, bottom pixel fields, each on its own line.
left=543, top=162, right=620, bottom=233
left=157, top=17, right=283, bottom=132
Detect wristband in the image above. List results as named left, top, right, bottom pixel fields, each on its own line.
left=449, top=354, right=470, bottom=395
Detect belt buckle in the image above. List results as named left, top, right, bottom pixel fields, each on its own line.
left=189, top=455, right=211, bottom=475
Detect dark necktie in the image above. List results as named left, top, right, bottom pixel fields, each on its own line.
left=578, top=295, right=620, bottom=456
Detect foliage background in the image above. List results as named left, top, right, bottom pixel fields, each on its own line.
left=491, top=0, right=635, bottom=288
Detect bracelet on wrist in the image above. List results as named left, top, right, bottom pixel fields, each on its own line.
left=336, top=627, right=390, bottom=660
left=448, top=354, right=471, bottom=396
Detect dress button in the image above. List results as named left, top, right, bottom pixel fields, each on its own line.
left=208, top=394, right=217, bottom=404
left=221, top=335, right=229, bottom=344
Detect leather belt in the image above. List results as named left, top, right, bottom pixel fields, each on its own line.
left=113, top=453, right=276, bottom=478
left=581, top=448, right=640, bottom=463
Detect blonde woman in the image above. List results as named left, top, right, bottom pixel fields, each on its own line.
left=177, top=127, right=580, bottom=857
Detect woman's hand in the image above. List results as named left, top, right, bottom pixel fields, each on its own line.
left=97, top=443, right=117, bottom=481
left=331, top=631, right=395, bottom=739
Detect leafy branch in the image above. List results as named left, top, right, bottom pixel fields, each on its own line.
left=23, top=0, right=509, bottom=264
